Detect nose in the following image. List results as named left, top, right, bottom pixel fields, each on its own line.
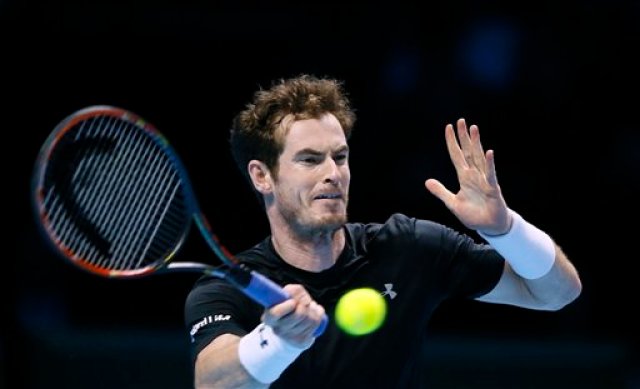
left=322, top=158, right=341, bottom=185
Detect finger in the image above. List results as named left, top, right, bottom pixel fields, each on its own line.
left=485, top=149, right=498, bottom=186
left=262, top=299, right=297, bottom=325
left=283, top=284, right=308, bottom=300
left=456, top=118, right=475, bottom=164
left=425, top=179, right=455, bottom=209
left=309, top=301, right=326, bottom=322
left=271, top=284, right=326, bottom=338
left=444, top=123, right=467, bottom=170
left=272, top=300, right=323, bottom=338
left=469, top=124, right=487, bottom=173
left=285, top=301, right=324, bottom=334
left=296, top=302, right=326, bottom=336
left=267, top=284, right=314, bottom=324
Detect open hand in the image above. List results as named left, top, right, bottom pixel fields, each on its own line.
left=425, top=118, right=511, bottom=235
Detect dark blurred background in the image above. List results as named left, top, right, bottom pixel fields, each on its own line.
left=4, top=0, right=639, bottom=388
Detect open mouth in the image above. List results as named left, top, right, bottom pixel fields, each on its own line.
left=314, top=193, right=342, bottom=200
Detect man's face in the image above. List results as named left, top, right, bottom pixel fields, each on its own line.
left=271, top=113, right=350, bottom=235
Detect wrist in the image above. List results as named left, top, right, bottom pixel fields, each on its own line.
left=238, top=323, right=312, bottom=384
left=478, top=209, right=556, bottom=279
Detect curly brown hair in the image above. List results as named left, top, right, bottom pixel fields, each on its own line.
left=230, top=74, right=356, bottom=200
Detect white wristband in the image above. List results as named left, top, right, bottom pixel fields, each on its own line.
left=238, top=323, right=312, bottom=384
left=478, top=210, right=556, bottom=280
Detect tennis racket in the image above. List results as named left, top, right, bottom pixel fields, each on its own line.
left=31, top=105, right=328, bottom=336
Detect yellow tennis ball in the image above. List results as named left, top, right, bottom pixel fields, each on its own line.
left=335, top=287, right=387, bottom=336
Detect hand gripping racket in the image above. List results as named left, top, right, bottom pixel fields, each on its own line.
left=31, top=105, right=328, bottom=336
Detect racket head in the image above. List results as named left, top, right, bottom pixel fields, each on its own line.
left=31, top=105, right=200, bottom=278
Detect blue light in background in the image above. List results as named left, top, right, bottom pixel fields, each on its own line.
left=456, top=18, right=521, bottom=91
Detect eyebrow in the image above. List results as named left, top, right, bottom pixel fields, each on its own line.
left=295, top=145, right=350, bottom=156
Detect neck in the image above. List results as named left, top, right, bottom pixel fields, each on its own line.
left=270, top=222, right=345, bottom=272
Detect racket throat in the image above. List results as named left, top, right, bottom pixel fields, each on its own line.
left=225, top=265, right=290, bottom=308
left=225, top=264, right=253, bottom=288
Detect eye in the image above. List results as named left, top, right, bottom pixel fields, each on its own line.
left=334, top=153, right=348, bottom=164
left=300, top=156, right=321, bottom=164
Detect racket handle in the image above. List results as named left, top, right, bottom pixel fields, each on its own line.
left=226, top=265, right=328, bottom=337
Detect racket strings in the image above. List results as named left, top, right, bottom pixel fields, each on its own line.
left=41, top=114, right=191, bottom=272
left=106, top=124, right=178, bottom=269
left=113, top=152, right=181, bottom=269
left=44, top=115, right=119, bottom=259
left=71, top=116, right=133, bottom=263
left=47, top=115, right=135, bottom=265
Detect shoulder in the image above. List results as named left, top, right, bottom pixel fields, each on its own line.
left=347, top=213, right=452, bottom=239
left=345, top=213, right=461, bottom=255
left=185, top=274, right=239, bottom=306
left=232, top=237, right=274, bottom=268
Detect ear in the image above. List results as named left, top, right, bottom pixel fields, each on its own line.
left=248, top=160, right=273, bottom=194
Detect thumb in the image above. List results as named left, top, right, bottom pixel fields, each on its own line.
left=425, top=179, right=455, bottom=208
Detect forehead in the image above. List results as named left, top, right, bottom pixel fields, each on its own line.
left=280, top=113, right=347, bottom=153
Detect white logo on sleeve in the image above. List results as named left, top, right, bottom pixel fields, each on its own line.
left=189, top=314, right=231, bottom=342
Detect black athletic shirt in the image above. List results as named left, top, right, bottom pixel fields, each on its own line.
left=184, top=213, right=504, bottom=388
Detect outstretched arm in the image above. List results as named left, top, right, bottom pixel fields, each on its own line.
left=425, top=118, right=581, bottom=310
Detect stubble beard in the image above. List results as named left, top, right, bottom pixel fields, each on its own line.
left=282, top=204, right=348, bottom=238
